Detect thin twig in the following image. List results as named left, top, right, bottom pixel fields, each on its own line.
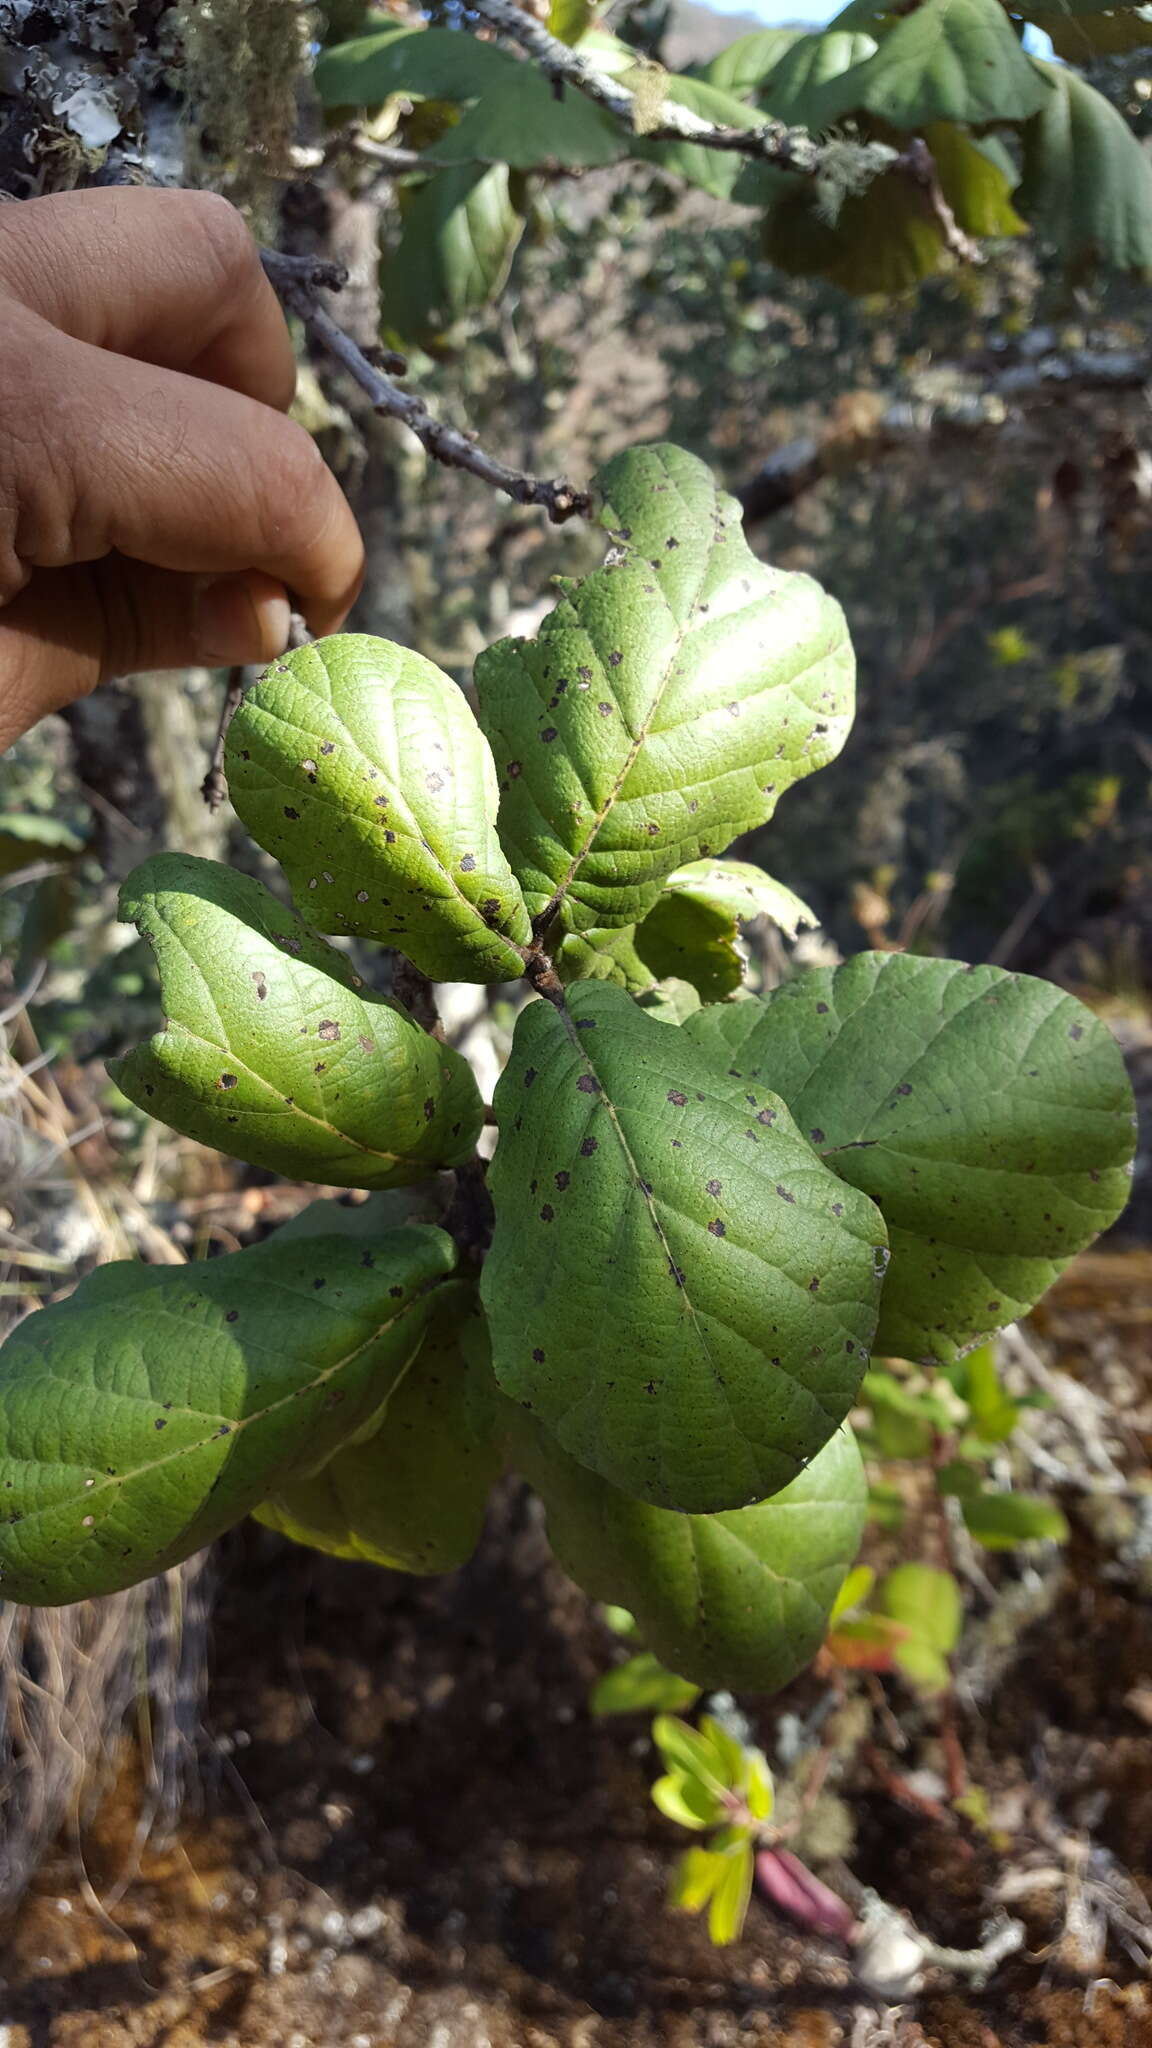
left=201, top=666, right=247, bottom=812
left=901, top=135, right=983, bottom=267
left=469, top=0, right=893, bottom=180
left=260, top=250, right=592, bottom=524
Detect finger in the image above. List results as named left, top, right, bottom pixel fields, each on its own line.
left=0, top=189, right=298, bottom=413
left=10, top=325, right=364, bottom=636
left=0, top=563, right=292, bottom=750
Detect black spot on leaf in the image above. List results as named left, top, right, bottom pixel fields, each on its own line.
left=218, top=1073, right=238, bottom=1090
left=580, top=1135, right=598, bottom=1156
left=708, top=1219, right=725, bottom=1237
left=577, top=1075, right=600, bottom=1095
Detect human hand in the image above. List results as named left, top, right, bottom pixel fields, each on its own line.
left=0, top=187, right=364, bottom=751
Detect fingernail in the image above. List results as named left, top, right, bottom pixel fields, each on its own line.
left=195, top=575, right=292, bottom=665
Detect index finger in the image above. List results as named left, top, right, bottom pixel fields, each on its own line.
left=0, top=189, right=298, bottom=414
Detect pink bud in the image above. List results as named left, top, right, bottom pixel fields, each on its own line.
left=755, top=1849, right=856, bottom=1942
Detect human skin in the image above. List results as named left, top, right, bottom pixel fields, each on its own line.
left=0, top=187, right=365, bottom=751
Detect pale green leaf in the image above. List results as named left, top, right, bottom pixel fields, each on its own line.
left=1017, top=61, right=1152, bottom=274
left=253, top=1287, right=501, bottom=1574
left=669, top=1846, right=726, bottom=1911
left=634, top=858, right=818, bottom=1002
left=653, top=1714, right=731, bottom=1792
left=684, top=952, right=1135, bottom=1365
left=476, top=443, right=854, bottom=943
left=422, top=68, right=624, bottom=168
left=697, top=28, right=804, bottom=96
left=652, top=1772, right=722, bottom=1828
left=314, top=24, right=520, bottom=108
left=756, top=30, right=878, bottom=128
left=924, top=123, right=1026, bottom=238
left=708, top=1840, right=754, bottom=1946
left=112, top=855, right=483, bottom=1186
left=590, top=1652, right=701, bottom=1715
left=226, top=636, right=530, bottom=983
left=549, top=0, right=600, bottom=42
left=745, top=1751, right=775, bottom=1821
left=381, top=163, right=526, bottom=349
left=0, top=1226, right=456, bottom=1604
left=484, top=983, right=887, bottom=1514
left=893, top=1639, right=952, bottom=1692
left=880, top=1562, right=962, bottom=1653
left=514, top=1416, right=870, bottom=1692
left=843, top=0, right=1052, bottom=127
left=830, top=1562, right=875, bottom=1623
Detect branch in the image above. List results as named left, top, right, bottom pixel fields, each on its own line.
left=259, top=250, right=592, bottom=524
left=469, top=0, right=896, bottom=182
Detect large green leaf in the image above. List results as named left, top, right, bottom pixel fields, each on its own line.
left=314, top=24, right=520, bottom=108
left=483, top=982, right=887, bottom=1514
left=422, top=69, right=624, bottom=169
left=515, top=1416, right=868, bottom=1692
left=112, top=855, right=483, bottom=1186
left=254, top=1287, right=501, bottom=1573
left=1017, top=61, right=1152, bottom=273
left=685, top=953, right=1135, bottom=1364
left=381, top=162, right=526, bottom=350
left=632, top=77, right=766, bottom=200
left=226, top=636, right=530, bottom=984
left=756, top=30, right=879, bottom=129
left=0, top=1226, right=456, bottom=1604
left=839, top=0, right=1052, bottom=127
left=697, top=28, right=804, bottom=96
left=633, top=858, right=818, bottom=1002
left=476, top=443, right=854, bottom=942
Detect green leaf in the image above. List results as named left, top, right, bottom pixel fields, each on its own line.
left=684, top=953, right=1135, bottom=1366
left=422, top=69, right=624, bottom=169
left=314, top=24, right=521, bottom=108
left=381, top=162, right=526, bottom=350
left=653, top=1713, right=732, bottom=1792
left=947, top=1341, right=1018, bottom=1443
left=893, top=1639, right=952, bottom=1692
left=1025, top=3, right=1152, bottom=59
left=842, top=0, right=1052, bottom=127
left=555, top=923, right=655, bottom=992
left=1017, top=61, right=1152, bottom=274
left=226, top=636, right=530, bottom=983
left=253, top=1288, right=501, bottom=1573
left=590, top=1651, right=701, bottom=1715
left=0, top=1226, right=456, bottom=1604
left=484, top=982, right=887, bottom=1514
left=634, top=859, right=818, bottom=1003
left=669, top=1846, right=726, bottom=1911
left=112, top=855, right=484, bottom=1187
left=269, top=1190, right=445, bottom=1245
left=708, top=1839, right=754, bottom=1946
left=697, top=28, right=804, bottom=95
left=515, top=1416, right=870, bottom=1692
left=880, top=1562, right=962, bottom=1652
left=632, top=77, right=766, bottom=200
left=956, top=1489, right=1069, bottom=1549
left=756, top=30, right=879, bottom=128
left=476, top=443, right=854, bottom=943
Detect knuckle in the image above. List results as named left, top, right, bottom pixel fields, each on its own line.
left=257, top=423, right=339, bottom=555
left=179, top=190, right=262, bottom=295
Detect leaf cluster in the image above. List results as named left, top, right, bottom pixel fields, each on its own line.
left=0, top=445, right=1133, bottom=1713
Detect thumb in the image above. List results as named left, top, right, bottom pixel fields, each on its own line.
left=0, top=561, right=292, bottom=749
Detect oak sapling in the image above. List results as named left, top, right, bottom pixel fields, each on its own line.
left=0, top=445, right=1135, bottom=1710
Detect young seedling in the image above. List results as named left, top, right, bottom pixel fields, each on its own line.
left=0, top=445, right=1134, bottom=1718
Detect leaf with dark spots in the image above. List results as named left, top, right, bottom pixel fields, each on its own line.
left=226, top=635, right=529, bottom=982
left=483, top=982, right=886, bottom=1515
left=113, top=855, right=483, bottom=1189
left=0, top=1227, right=456, bottom=1604
left=475, top=444, right=853, bottom=946
left=685, top=952, right=1135, bottom=1364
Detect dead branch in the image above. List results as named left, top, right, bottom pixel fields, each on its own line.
left=260, top=250, right=592, bottom=524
